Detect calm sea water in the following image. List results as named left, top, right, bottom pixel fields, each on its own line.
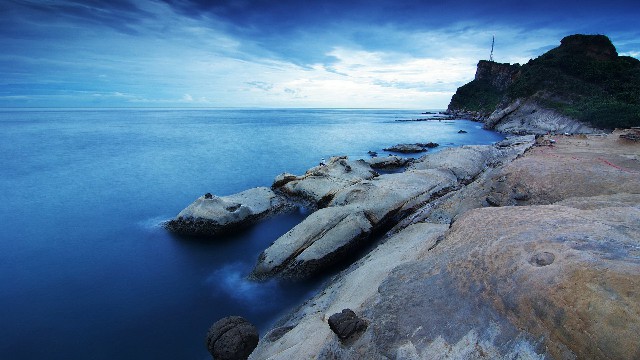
left=0, top=108, right=503, bottom=359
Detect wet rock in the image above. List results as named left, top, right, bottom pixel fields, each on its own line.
left=274, top=156, right=378, bottom=206
left=206, top=316, right=259, bottom=360
left=328, top=309, right=367, bottom=340
left=417, top=142, right=439, bottom=148
left=383, top=143, right=427, bottom=153
left=365, top=155, right=410, bottom=169
left=251, top=169, right=457, bottom=279
left=457, top=130, right=467, bottom=133
left=165, top=187, right=287, bottom=236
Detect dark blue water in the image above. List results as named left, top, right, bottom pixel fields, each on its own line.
left=0, top=108, right=503, bottom=359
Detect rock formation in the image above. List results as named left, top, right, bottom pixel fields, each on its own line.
left=248, top=130, right=640, bottom=360
left=448, top=34, right=640, bottom=133
left=206, top=316, right=259, bottom=360
left=248, top=138, right=534, bottom=280
left=164, top=187, right=289, bottom=236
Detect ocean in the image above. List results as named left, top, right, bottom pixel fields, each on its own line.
left=0, top=108, right=504, bottom=359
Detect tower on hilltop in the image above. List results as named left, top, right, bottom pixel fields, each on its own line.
left=489, top=35, right=495, bottom=62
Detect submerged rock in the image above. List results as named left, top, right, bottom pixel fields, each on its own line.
left=206, top=316, right=258, bottom=360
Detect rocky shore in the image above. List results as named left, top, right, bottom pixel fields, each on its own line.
left=166, top=128, right=639, bottom=359
left=248, top=130, right=640, bottom=359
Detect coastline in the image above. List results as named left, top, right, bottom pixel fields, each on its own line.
left=168, top=128, right=640, bottom=359
left=249, top=130, right=640, bottom=359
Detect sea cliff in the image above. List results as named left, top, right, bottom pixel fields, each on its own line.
left=447, top=34, right=640, bottom=134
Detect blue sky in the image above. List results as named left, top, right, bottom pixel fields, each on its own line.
left=1, top=0, right=639, bottom=108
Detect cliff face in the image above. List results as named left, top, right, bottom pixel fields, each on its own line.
left=448, top=34, right=640, bottom=133
left=474, top=60, right=520, bottom=91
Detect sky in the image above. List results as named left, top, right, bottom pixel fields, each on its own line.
left=1, top=0, right=639, bottom=109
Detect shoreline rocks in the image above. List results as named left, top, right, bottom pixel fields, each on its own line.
left=206, top=316, right=258, bottom=360
left=247, top=130, right=640, bottom=360
left=164, top=187, right=291, bottom=236
left=382, top=142, right=439, bottom=153
left=166, top=128, right=639, bottom=359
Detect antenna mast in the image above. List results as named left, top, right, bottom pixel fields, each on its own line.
left=490, top=35, right=495, bottom=62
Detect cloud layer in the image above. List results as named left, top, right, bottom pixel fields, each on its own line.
left=1, top=0, right=638, bottom=108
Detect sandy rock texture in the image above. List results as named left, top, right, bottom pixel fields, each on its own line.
left=273, top=156, right=378, bottom=207
left=251, top=137, right=535, bottom=280
left=249, top=131, right=640, bottom=360
left=164, top=187, right=288, bottom=236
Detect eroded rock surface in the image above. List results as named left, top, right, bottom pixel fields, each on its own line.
left=165, top=187, right=288, bottom=236
left=206, top=316, right=259, bottom=360
left=365, top=155, right=410, bottom=169
left=251, top=138, right=536, bottom=280
left=250, top=131, right=639, bottom=359
left=273, top=156, right=378, bottom=207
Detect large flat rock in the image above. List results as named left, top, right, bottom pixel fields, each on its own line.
left=486, top=132, right=640, bottom=206
left=251, top=199, right=640, bottom=359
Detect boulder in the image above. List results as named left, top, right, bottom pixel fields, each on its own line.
left=250, top=205, right=374, bottom=279
left=328, top=309, right=368, bottom=341
left=206, top=316, right=259, bottom=360
left=165, top=187, right=287, bottom=236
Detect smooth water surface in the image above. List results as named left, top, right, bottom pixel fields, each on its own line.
left=0, top=108, right=503, bottom=359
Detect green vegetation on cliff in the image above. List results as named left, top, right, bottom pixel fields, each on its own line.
left=448, top=78, right=504, bottom=113
left=449, top=34, right=640, bottom=129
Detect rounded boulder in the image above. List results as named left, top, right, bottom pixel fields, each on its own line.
left=205, top=316, right=259, bottom=360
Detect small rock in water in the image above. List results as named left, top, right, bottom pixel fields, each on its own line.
left=205, top=316, right=259, bottom=360
left=458, top=130, right=468, bottom=134
left=417, top=142, right=439, bottom=148
left=328, top=309, right=368, bottom=341
left=204, top=192, right=213, bottom=199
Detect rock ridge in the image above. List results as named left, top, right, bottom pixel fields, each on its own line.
left=248, top=130, right=640, bottom=360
